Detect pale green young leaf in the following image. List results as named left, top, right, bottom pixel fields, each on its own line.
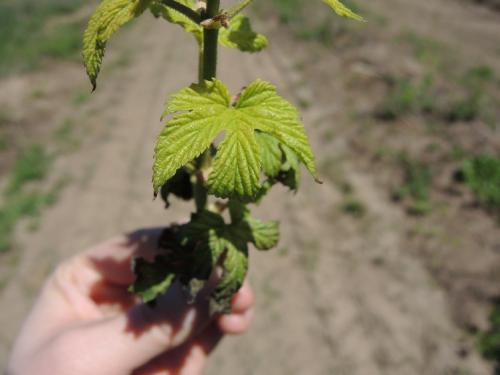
left=322, top=0, right=364, bottom=21
left=208, top=126, right=262, bottom=198
left=246, top=218, right=280, bottom=250
left=236, top=80, right=318, bottom=179
left=149, top=2, right=267, bottom=53
left=256, top=132, right=283, bottom=177
left=219, top=15, right=268, bottom=53
left=154, top=79, right=317, bottom=198
left=153, top=81, right=230, bottom=193
left=150, top=0, right=203, bottom=44
left=83, top=0, right=151, bottom=90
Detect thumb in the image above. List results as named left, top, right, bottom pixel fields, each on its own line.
left=56, top=283, right=211, bottom=375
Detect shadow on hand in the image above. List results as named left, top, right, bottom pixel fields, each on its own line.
left=85, top=228, right=215, bottom=369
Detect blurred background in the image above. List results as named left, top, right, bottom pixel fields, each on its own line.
left=1, top=0, right=500, bottom=373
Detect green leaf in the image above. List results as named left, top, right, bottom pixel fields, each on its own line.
left=228, top=200, right=280, bottom=251
left=256, top=132, right=282, bottom=177
left=208, top=126, right=262, bottom=198
left=210, top=242, right=248, bottom=314
left=154, top=79, right=317, bottom=199
left=246, top=217, right=280, bottom=250
left=322, top=0, right=364, bottom=21
left=235, top=80, right=317, bottom=179
left=130, top=257, right=175, bottom=303
left=219, top=15, right=268, bottom=53
left=83, top=0, right=151, bottom=90
left=150, top=0, right=203, bottom=44
left=150, top=3, right=267, bottom=52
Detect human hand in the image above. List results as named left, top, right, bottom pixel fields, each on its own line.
left=7, top=229, right=254, bottom=375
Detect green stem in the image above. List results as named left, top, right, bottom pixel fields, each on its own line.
left=161, top=0, right=201, bottom=23
left=202, top=0, right=220, bottom=80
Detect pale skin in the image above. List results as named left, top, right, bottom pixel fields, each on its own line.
left=7, top=229, right=254, bottom=375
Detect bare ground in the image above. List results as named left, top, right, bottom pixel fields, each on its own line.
left=1, top=1, right=500, bottom=374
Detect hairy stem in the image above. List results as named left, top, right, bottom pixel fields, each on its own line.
left=202, top=0, right=220, bottom=80
left=161, top=0, right=201, bottom=23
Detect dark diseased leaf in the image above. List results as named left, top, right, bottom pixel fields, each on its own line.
left=130, top=208, right=278, bottom=311
left=159, top=167, right=193, bottom=206
left=130, top=256, right=175, bottom=303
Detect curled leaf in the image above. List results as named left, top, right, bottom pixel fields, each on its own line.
left=83, top=0, right=151, bottom=90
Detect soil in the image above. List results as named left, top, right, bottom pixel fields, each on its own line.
left=1, top=1, right=499, bottom=374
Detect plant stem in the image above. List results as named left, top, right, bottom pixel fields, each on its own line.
left=161, top=0, right=201, bottom=23
left=202, top=0, right=220, bottom=80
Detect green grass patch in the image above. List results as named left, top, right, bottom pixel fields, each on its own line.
left=463, top=154, right=500, bottom=211
left=394, top=154, right=433, bottom=215
left=0, top=0, right=85, bottom=75
left=445, top=66, right=497, bottom=124
left=0, top=140, right=72, bottom=252
left=340, top=197, right=367, bottom=218
left=71, top=90, right=92, bottom=107
left=478, top=302, right=500, bottom=374
left=270, top=0, right=303, bottom=24
left=376, top=76, right=436, bottom=121
left=396, top=31, right=449, bottom=68
left=5, top=145, right=52, bottom=196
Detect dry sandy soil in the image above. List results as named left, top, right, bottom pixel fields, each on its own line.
left=1, top=0, right=500, bottom=374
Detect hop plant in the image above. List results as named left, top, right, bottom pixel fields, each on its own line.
left=83, top=0, right=362, bottom=313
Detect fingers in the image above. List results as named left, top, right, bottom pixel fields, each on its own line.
left=134, top=283, right=254, bottom=375
left=84, top=228, right=164, bottom=287
left=133, top=323, right=223, bottom=375
left=51, top=282, right=212, bottom=375
left=217, top=279, right=254, bottom=335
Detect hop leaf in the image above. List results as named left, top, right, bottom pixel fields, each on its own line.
left=83, top=0, right=151, bottom=90
left=154, top=79, right=318, bottom=199
left=210, top=241, right=248, bottom=314
left=245, top=217, right=279, bottom=250
left=322, top=0, right=364, bottom=21
left=256, top=132, right=283, bottom=177
left=130, top=210, right=253, bottom=312
left=150, top=0, right=203, bottom=44
left=219, top=15, right=268, bottom=53
left=150, top=2, right=267, bottom=52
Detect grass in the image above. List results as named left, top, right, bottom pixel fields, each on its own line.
left=376, top=75, right=436, bottom=121
left=5, top=145, right=51, bottom=196
left=463, top=154, right=500, bottom=211
left=445, top=66, right=496, bottom=124
left=0, top=144, right=70, bottom=252
left=270, top=0, right=303, bottom=24
left=71, top=91, right=92, bottom=107
left=396, top=31, right=448, bottom=67
left=53, top=117, right=81, bottom=152
left=340, top=197, right=367, bottom=218
left=478, top=302, right=500, bottom=374
left=394, top=153, right=433, bottom=215
left=0, top=0, right=85, bottom=75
